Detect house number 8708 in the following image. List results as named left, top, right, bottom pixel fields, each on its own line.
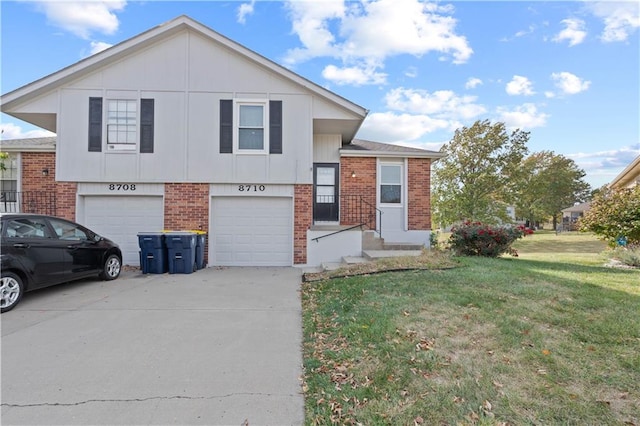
left=238, top=185, right=265, bottom=192
left=109, top=184, right=136, bottom=191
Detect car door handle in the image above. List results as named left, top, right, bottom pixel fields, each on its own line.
left=13, top=243, right=29, bottom=249
left=67, top=245, right=78, bottom=250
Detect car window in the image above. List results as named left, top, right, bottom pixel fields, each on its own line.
left=48, top=218, right=90, bottom=241
left=4, top=217, right=50, bottom=239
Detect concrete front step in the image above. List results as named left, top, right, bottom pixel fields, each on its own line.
left=363, top=249, right=422, bottom=260
left=383, top=242, right=424, bottom=251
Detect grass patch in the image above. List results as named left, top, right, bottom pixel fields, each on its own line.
left=302, top=232, right=640, bottom=425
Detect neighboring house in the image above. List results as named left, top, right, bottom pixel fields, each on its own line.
left=609, top=154, right=640, bottom=189
left=0, top=15, right=443, bottom=268
left=561, top=201, right=591, bottom=231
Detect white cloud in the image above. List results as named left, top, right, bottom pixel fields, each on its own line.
left=284, top=0, right=472, bottom=82
left=283, top=0, right=345, bottom=64
left=405, top=66, right=418, bottom=78
left=385, top=87, right=486, bottom=120
left=465, top=77, right=482, bottom=89
left=500, top=24, right=536, bottom=42
left=553, top=18, right=587, bottom=46
left=506, top=75, right=535, bottom=96
left=358, top=111, right=452, bottom=142
left=34, top=1, right=126, bottom=39
left=355, top=86, right=486, bottom=142
left=551, top=72, right=591, bottom=95
left=568, top=144, right=640, bottom=187
left=237, top=1, right=256, bottom=25
left=89, top=41, right=113, bottom=56
left=0, top=122, right=55, bottom=140
left=586, top=1, right=640, bottom=42
left=322, top=64, right=387, bottom=86
left=497, top=103, right=548, bottom=129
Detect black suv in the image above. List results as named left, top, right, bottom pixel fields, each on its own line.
left=1, top=213, right=122, bottom=313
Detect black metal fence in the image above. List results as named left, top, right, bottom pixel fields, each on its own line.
left=340, top=194, right=381, bottom=235
left=0, top=191, right=57, bottom=216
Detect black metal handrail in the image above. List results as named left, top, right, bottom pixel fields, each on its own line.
left=311, top=195, right=382, bottom=242
left=0, top=191, right=57, bottom=216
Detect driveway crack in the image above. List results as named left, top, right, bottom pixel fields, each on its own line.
left=1, top=392, right=298, bottom=408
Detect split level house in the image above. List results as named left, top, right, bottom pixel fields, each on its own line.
left=0, top=15, right=443, bottom=268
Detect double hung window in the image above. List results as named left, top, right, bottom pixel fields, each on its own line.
left=0, top=153, right=18, bottom=202
left=380, top=164, right=402, bottom=204
left=238, top=104, right=265, bottom=151
left=107, top=100, right=137, bottom=151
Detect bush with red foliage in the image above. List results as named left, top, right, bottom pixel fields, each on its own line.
left=449, top=222, right=533, bottom=257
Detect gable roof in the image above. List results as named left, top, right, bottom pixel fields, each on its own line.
left=0, top=136, right=56, bottom=152
left=340, top=139, right=445, bottom=159
left=1, top=15, right=367, bottom=138
left=561, top=202, right=591, bottom=214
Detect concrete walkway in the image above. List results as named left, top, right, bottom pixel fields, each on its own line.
left=1, top=267, right=304, bottom=425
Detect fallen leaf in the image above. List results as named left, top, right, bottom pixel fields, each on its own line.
left=414, top=416, right=424, bottom=425
left=542, top=349, right=551, bottom=355
left=493, top=381, right=503, bottom=388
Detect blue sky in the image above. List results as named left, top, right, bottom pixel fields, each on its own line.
left=1, top=0, right=638, bottom=188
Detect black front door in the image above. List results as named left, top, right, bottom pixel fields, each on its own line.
left=313, top=163, right=339, bottom=222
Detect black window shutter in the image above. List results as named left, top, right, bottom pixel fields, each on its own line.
left=88, top=97, right=102, bottom=152
left=220, top=99, right=233, bottom=153
left=140, top=99, right=155, bottom=153
left=269, top=100, right=282, bottom=154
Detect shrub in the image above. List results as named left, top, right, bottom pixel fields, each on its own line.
left=580, top=185, right=640, bottom=246
left=609, top=245, right=640, bottom=267
left=449, top=222, right=533, bottom=257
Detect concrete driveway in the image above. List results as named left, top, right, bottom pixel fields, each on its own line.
left=1, top=267, right=304, bottom=425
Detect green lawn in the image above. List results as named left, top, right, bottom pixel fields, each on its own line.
left=301, top=231, right=639, bottom=425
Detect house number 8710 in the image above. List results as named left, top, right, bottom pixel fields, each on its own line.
left=109, top=184, right=136, bottom=191
left=238, top=185, right=265, bottom=192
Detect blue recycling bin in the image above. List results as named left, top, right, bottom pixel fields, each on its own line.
left=138, top=232, right=167, bottom=274
left=193, top=232, right=207, bottom=270
left=165, top=232, right=197, bottom=274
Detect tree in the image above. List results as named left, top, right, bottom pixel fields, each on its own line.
left=580, top=185, right=640, bottom=246
left=0, top=151, right=7, bottom=172
left=512, top=151, right=591, bottom=229
left=432, top=120, right=529, bottom=227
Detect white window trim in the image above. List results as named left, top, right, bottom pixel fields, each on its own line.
left=377, top=161, right=404, bottom=207
left=234, top=99, right=269, bottom=154
left=106, top=98, right=138, bottom=153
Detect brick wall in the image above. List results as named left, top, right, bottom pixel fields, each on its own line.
left=294, top=184, right=312, bottom=264
left=407, top=158, right=432, bottom=230
left=55, top=182, right=78, bottom=221
left=20, top=152, right=56, bottom=193
left=20, top=152, right=76, bottom=220
left=164, top=183, right=210, bottom=259
left=339, top=157, right=376, bottom=225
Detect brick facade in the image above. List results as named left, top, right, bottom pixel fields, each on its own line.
left=294, top=184, right=312, bottom=264
left=339, top=157, right=376, bottom=226
left=19, top=152, right=76, bottom=220
left=407, top=158, right=432, bottom=230
left=164, top=183, right=210, bottom=260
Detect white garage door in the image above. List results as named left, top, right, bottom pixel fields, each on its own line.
left=82, top=196, right=164, bottom=266
left=211, top=197, right=293, bottom=266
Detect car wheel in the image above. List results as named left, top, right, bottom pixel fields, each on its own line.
left=101, top=254, right=121, bottom=281
left=1, top=272, right=24, bottom=313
